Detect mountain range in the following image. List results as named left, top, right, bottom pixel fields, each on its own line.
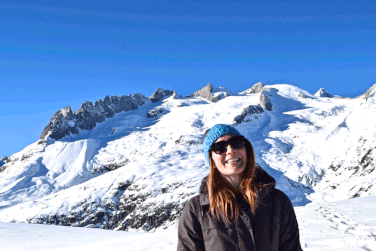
left=0, top=82, right=375, bottom=232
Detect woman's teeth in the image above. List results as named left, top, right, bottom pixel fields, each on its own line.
left=226, top=158, right=240, bottom=164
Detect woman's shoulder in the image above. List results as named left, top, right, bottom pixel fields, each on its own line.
left=271, top=188, right=295, bottom=212
left=182, top=195, right=201, bottom=212
left=179, top=195, right=202, bottom=224
left=273, top=188, right=290, bottom=200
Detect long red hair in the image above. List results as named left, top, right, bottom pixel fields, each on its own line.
left=206, top=132, right=262, bottom=223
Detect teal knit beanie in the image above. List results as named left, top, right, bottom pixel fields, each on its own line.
left=203, top=124, right=242, bottom=166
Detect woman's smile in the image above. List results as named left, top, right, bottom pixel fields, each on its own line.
left=225, top=157, right=242, bottom=164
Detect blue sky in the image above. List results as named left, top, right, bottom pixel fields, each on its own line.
left=1, top=0, right=376, bottom=157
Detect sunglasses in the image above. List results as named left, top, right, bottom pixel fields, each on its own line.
left=211, top=136, right=246, bottom=154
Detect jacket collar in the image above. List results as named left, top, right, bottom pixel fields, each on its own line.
left=199, top=167, right=276, bottom=206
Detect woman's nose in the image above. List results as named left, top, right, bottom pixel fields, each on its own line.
left=226, top=144, right=235, bottom=154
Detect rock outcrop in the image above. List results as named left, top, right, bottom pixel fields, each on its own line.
left=39, top=106, right=78, bottom=141
left=259, top=91, right=273, bottom=111
left=40, top=87, right=178, bottom=141
left=191, top=83, right=235, bottom=102
left=314, top=88, right=333, bottom=98
left=27, top=179, right=193, bottom=231
left=234, top=105, right=264, bottom=124
left=147, top=109, right=163, bottom=118
left=40, top=93, right=150, bottom=140
left=234, top=90, right=272, bottom=124
left=242, top=82, right=264, bottom=94
left=0, top=156, right=8, bottom=169
left=192, top=83, right=215, bottom=101
left=363, top=83, right=376, bottom=101
left=149, top=87, right=174, bottom=103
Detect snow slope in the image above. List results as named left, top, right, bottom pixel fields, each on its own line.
left=0, top=83, right=375, bottom=240
left=1, top=195, right=375, bottom=251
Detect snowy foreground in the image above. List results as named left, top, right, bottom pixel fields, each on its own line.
left=1, top=195, right=375, bottom=251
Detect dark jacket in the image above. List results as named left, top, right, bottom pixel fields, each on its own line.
left=177, top=168, right=303, bottom=251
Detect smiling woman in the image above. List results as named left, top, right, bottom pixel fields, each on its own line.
left=177, top=124, right=302, bottom=251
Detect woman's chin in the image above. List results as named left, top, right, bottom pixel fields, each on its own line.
left=224, top=163, right=246, bottom=174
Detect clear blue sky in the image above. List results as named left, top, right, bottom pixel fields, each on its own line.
left=1, top=0, right=376, bottom=157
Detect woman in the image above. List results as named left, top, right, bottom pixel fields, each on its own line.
left=177, top=124, right=302, bottom=251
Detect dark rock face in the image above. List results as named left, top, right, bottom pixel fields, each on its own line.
left=27, top=180, right=194, bottom=231
left=40, top=106, right=79, bottom=140
left=326, top=135, right=376, bottom=199
left=149, top=87, right=174, bottom=103
left=353, top=137, right=375, bottom=177
left=234, top=105, right=264, bottom=124
left=298, top=93, right=308, bottom=99
left=147, top=109, right=163, bottom=118
left=243, top=82, right=264, bottom=94
left=0, top=157, right=8, bottom=168
left=259, top=91, right=273, bottom=111
left=102, top=160, right=128, bottom=171
left=234, top=91, right=273, bottom=124
left=40, top=88, right=178, bottom=140
left=40, top=93, right=149, bottom=140
left=0, top=156, right=8, bottom=171
left=192, top=83, right=215, bottom=102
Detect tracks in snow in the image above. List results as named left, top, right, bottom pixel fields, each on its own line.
left=296, top=201, right=376, bottom=251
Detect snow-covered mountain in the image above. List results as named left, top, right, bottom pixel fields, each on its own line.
left=314, top=87, right=333, bottom=98
left=1, top=82, right=375, bottom=233
left=39, top=88, right=175, bottom=141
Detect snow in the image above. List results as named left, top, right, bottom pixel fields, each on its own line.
left=0, top=222, right=178, bottom=251
left=296, top=196, right=376, bottom=251
left=211, top=86, right=238, bottom=100
left=1, top=83, right=376, bottom=250
left=1, top=195, right=375, bottom=250
left=314, top=88, right=333, bottom=98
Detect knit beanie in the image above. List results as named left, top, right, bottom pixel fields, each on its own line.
left=203, top=124, right=242, bottom=166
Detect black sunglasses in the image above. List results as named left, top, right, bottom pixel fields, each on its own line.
left=211, top=136, right=246, bottom=154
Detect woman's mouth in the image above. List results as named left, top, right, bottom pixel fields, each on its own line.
left=225, top=158, right=242, bottom=164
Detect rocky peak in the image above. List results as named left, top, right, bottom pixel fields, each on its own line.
left=149, top=87, right=174, bottom=103
left=314, top=88, right=333, bottom=98
left=39, top=105, right=80, bottom=140
left=40, top=93, right=149, bottom=140
left=104, top=95, right=112, bottom=106
left=259, top=91, right=273, bottom=111
left=192, top=83, right=215, bottom=101
left=60, top=106, right=75, bottom=118
left=242, top=82, right=264, bottom=94
left=172, top=90, right=180, bottom=98
left=233, top=90, right=273, bottom=124
left=363, top=83, right=376, bottom=101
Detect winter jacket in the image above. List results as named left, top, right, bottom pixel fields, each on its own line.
left=177, top=168, right=303, bottom=251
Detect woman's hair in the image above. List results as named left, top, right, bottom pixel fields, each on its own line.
left=204, top=129, right=261, bottom=223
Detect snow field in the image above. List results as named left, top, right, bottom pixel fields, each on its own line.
left=1, top=195, right=375, bottom=251
left=296, top=195, right=376, bottom=251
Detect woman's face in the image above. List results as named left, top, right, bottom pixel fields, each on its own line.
left=211, top=134, right=247, bottom=177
